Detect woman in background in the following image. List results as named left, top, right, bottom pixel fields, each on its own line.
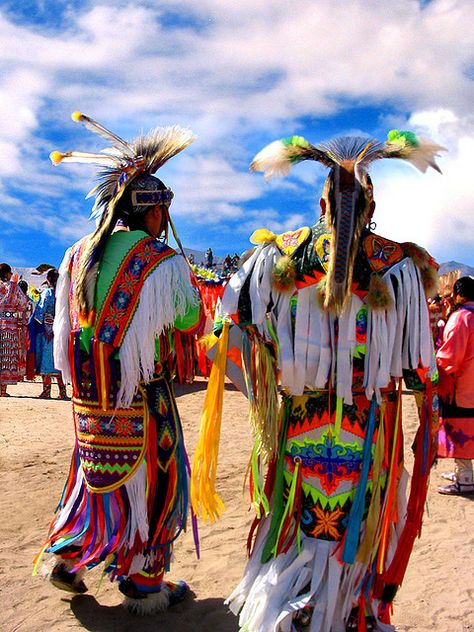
left=34, top=268, right=67, bottom=399
left=0, top=263, right=29, bottom=396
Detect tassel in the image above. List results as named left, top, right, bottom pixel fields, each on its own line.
left=282, top=461, right=303, bottom=554
left=273, top=460, right=301, bottom=557
left=250, top=439, right=270, bottom=519
left=356, top=405, right=386, bottom=564
left=341, top=396, right=377, bottom=564
left=261, top=400, right=291, bottom=563
left=190, top=321, right=230, bottom=522
left=375, top=381, right=403, bottom=574
left=383, top=381, right=433, bottom=586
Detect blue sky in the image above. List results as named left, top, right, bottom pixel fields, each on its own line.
left=1, top=0, right=473, bottom=269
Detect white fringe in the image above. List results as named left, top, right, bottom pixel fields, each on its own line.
left=123, top=582, right=171, bottom=615
left=227, top=521, right=397, bottom=632
left=124, top=463, right=149, bottom=543
left=116, top=254, right=198, bottom=407
left=53, top=246, right=73, bottom=383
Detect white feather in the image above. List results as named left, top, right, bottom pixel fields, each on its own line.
left=250, top=140, right=295, bottom=179
left=57, top=151, right=121, bottom=168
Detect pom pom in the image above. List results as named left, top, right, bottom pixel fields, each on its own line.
left=420, top=265, right=439, bottom=299
left=402, top=242, right=439, bottom=298
left=71, top=111, right=83, bottom=122
left=366, top=274, right=394, bottom=310
left=387, top=129, right=419, bottom=148
left=271, top=255, right=296, bottom=292
left=49, top=151, right=63, bottom=165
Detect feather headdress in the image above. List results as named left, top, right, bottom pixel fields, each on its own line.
left=251, top=130, right=445, bottom=313
left=51, top=112, right=195, bottom=220
left=50, top=112, right=195, bottom=315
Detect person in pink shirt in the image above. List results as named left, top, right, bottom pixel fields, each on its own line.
left=437, top=276, right=474, bottom=495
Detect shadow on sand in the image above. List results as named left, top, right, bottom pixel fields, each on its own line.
left=70, top=592, right=239, bottom=632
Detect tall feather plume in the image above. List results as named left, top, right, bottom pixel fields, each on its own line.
left=133, top=125, right=196, bottom=174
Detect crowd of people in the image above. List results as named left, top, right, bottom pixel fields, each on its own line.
left=0, top=263, right=67, bottom=399
left=188, top=249, right=240, bottom=277
left=1, top=114, right=473, bottom=632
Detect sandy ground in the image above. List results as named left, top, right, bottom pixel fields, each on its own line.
left=1, top=378, right=473, bottom=632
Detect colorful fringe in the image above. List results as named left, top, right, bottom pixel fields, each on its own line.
left=34, top=377, right=192, bottom=590
left=242, top=328, right=280, bottom=462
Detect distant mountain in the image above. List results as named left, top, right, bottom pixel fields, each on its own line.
left=438, top=261, right=474, bottom=277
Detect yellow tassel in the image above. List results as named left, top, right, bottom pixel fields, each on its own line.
left=191, top=320, right=230, bottom=522
left=250, top=228, right=277, bottom=245
left=71, top=111, right=83, bottom=122
left=49, top=151, right=64, bottom=165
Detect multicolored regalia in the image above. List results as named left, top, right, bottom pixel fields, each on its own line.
left=0, top=279, right=29, bottom=388
left=36, top=230, right=201, bottom=598
left=192, top=131, right=444, bottom=631
left=35, top=112, right=202, bottom=613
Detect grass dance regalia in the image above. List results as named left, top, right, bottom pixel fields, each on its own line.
left=192, top=130, right=444, bottom=631
left=34, top=113, right=203, bottom=614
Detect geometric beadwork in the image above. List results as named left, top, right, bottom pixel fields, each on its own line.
left=74, top=396, right=146, bottom=492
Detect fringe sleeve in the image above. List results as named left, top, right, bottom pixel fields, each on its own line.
left=364, top=257, right=433, bottom=402
left=53, top=247, right=73, bottom=383
left=117, top=254, right=198, bottom=407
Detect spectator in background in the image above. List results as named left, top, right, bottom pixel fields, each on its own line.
left=429, top=295, right=444, bottom=349
left=437, top=276, right=474, bottom=495
left=222, top=253, right=232, bottom=275
left=34, top=268, right=68, bottom=399
left=0, top=263, right=29, bottom=396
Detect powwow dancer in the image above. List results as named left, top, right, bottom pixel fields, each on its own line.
left=34, top=112, right=203, bottom=614
left=34, top=268, right=68, bottom=399
left=192, top=130, right=443, bottom=630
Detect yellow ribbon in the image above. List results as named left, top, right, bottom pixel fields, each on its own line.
left=190, top=320, right=230, bottom=522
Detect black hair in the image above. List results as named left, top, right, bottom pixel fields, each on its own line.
left=46, top=268, right=59, bottom=289
left=18, top=280, right=28, bottom=294
left=454, top=276, right=474, bottom=302
left=0, top=263, right=12, bottom=281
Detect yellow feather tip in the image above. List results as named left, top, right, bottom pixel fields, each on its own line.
left=49, top=151, right=63, bottom=165
left=71, top=111, right=83, bottom=122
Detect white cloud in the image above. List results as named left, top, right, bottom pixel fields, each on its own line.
left=373, top=109, right=474, bottom=264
